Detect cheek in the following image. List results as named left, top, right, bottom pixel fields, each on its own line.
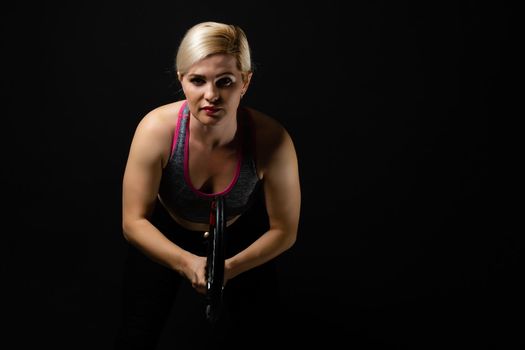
left=181, top=86, right=203, bottom=101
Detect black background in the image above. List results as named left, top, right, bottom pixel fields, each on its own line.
left=3, top=1, right=518, bottom=349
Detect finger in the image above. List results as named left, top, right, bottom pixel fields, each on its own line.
left=192, top=283, right=206, bottom=295
left=192, top=280, right=206, bottom=289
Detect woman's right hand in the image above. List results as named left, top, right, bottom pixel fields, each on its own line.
left=184, top=254, right=207, bottom=294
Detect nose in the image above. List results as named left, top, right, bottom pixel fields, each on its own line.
left=204, top=83, right=219, bottom=103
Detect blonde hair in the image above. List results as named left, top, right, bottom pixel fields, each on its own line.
left=175, top=21, right=252, bottom=76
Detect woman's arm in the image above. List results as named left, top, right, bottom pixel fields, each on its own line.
left=121, top=107, right=207, bottom=293
left=225, top=117, right=301, bottom=281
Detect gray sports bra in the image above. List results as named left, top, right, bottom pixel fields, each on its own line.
left=158, top=101, right=262, bottom=224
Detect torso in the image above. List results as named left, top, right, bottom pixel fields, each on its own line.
left=186, top=135, right=240, bottom=194
left=155, top=100, right=267, bottom=232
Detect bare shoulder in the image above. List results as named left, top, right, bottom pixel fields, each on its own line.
left=245, top=106, right=292, bottom=143
left=136, top=100, right=185, bottom=136
left=129, top=100, right=185, bottom=166
left=244, top=106, right=297, bottom=173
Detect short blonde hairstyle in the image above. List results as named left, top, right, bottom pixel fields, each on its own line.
left=175, top=21, right=252, bottom=76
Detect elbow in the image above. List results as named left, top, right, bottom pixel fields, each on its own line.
left=287, top=232, right=297, bottom=250
left=272, top=224, right=298, bottom=252
left=282, top=228, right=297, bottom=251
left=122, top=215, right=150, bottom=244
left=121, top=218, right=134, bottom=243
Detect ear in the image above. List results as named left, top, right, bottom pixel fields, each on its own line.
left=177, top=71, right=183, bottom=82
left=241, top=71, right=253, bottom=94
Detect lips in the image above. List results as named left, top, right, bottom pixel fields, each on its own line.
left=201, top=106, right=221, bottom=116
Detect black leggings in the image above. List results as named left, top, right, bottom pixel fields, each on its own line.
left=114, top=199, right=283, bottom=349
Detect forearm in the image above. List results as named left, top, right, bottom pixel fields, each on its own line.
left=123, top=218, right=192, bottom=275
left=226, top=228, right=296, bottom=279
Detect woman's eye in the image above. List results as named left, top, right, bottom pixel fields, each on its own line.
left=190, top=78, right=205, bottom=86
left=216, top=77, right=233, bottom=87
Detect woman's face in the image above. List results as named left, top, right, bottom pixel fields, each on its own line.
left=179, top=53, right=251, bottom=126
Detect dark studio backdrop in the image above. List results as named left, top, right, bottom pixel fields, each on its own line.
left=3, top=1, right=517, bottom=349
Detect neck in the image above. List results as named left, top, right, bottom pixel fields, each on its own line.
left=190, top=114, right=238, bottom=149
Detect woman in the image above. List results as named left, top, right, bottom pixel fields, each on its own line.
left=115, top=21, right=301, bottom=349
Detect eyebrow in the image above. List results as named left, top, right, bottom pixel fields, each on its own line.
left=188, top=72, right=235, bottom=79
